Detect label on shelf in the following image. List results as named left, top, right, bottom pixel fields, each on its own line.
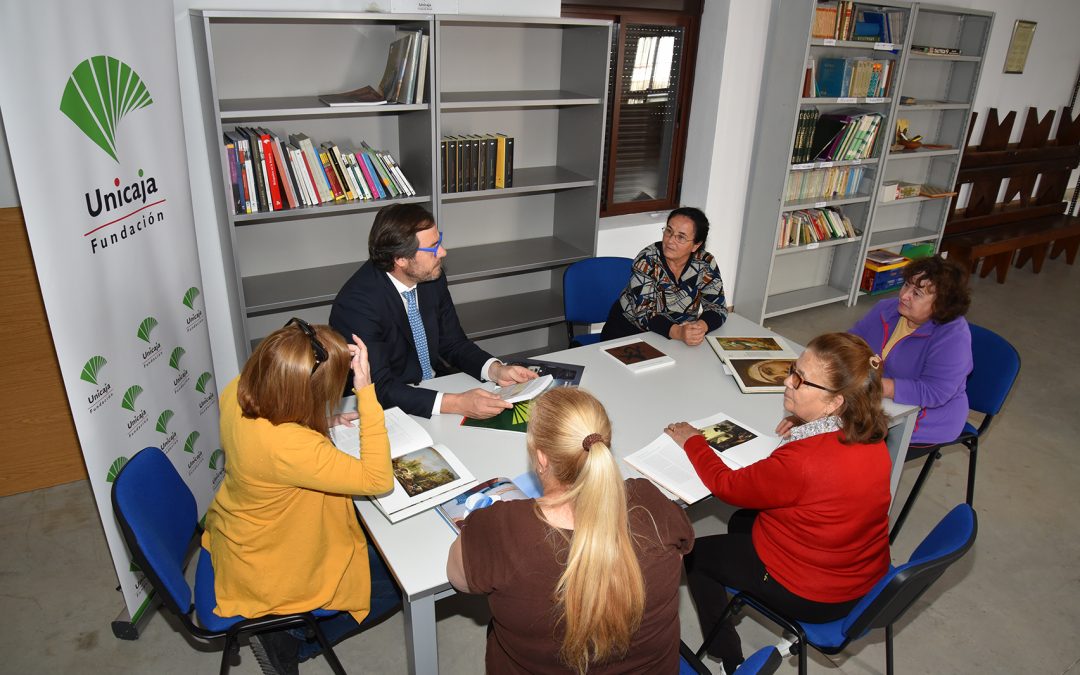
left=873, top=42, right=895, bottom=51
left=814, top=201, right=827, bottom=208
left=850, top=159, right=862, bottom=165
left=791, top=162, right=814, bottom=170
left=807, top=242, right=820, bottom=250
left=837, top=97, right=857, bottom=104
left=818, top=161, right=834, bottom=168
left=865, top=97, right=885, bottom=104
left=823, top=39, right=837, bottom=46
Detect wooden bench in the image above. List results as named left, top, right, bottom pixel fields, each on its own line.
left=940, top=107, right=1080, bottom=283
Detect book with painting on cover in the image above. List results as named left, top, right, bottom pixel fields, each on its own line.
left=435, top=472, right=543, bottom=534
left=706, top=335, right=797, bottom=364
left=461, top=359, right=585, bottom=434
left=603, top=339, right=675, bottom=373
left=726, top=357, right=796, bottom=394
left=332, top=407, right=476, bottom=523
left=318, top=85, right=387, bottom=107
left=624, top=413, right=777, bottom=504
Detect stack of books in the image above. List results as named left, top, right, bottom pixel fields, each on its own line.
left=222, top=130, right=415, bottom=215
left=778, top=207, right=857, bottom=248
left=377, top=29, right=430, bottom=104
left=812, top=2, right=906, bottom=43
left=784, top=165, right=866, bottom=202
left=441, top=134, right=514, bottom=193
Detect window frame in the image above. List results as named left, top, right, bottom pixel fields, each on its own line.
left=563, top=2, right=703, bottom=217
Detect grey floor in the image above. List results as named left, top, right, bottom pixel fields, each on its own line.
left=3, top=260, right=1079, bottom=674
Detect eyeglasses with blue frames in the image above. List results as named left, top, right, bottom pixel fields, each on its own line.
left=787, top=363, right=836, bottom=392
left=284, top=317, right=328, bottom=375
left=416, top=231, right=443, bottom=255
left=661, top=226, right=693, bottom=245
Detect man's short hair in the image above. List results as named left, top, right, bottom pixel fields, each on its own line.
left=368, top=203, right=436, bottom=272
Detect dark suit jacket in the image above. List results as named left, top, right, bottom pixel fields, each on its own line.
left=329, top=261, right=492, bottom=417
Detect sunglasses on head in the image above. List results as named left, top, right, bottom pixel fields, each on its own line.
left=284, top=317, right=328, bottom=375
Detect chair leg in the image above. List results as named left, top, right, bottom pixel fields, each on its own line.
left=219, top=634, right=235, bottom=675
left=305, top=616, right=347, bottom=675
left=965, top=437, right=978, bottom=506
left=695, top=596, right=743, bottom=660
left=889, top=449, right=941, bottom=544
left=885, top=624, right=895, bottom=675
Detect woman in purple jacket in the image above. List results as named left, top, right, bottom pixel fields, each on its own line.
left=850, top=255, right=972, bottom=444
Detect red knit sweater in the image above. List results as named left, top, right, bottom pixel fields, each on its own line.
left=684, top=430, right=891, bottom=603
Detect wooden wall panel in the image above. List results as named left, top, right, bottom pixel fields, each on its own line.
left=0, top=207, right=86, bottom=495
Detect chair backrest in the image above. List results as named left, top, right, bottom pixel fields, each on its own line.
left=966, top=323, right=1020, bottom=418
left=111, top=446, right=199, bottom=619
left=842, top=504, right=977, bottom=639
left=563, top=256, right=634, bottom=325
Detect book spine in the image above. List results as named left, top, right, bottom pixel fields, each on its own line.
left=268, top=136, right=298, bottom=209
left=258, top=134, right=283, bottom=210
left=365, top=147, right=400, bottom=197
left=325, top=144, right=356, bottom=201
left=244, top=129, right=270, bottom=212
left=299, top=146, right=325, bottom=204
left=471, top=135, right=480, bottom=191
left=504, top=136, right=514, bottom=188
left=355, top=152, right=383, bottom=200
left=223, top=137, right=242, bottom=215
left=319, top=150, right=345, bottom=200
left=381, top=149, right=415, bottom=196
left=486, top=136, right=497, bottom=190
left=344, top=154, right=370, bottom=201
left=495, top=135, right=506, bottom=189
left=440, top=139, right=447, bottom=194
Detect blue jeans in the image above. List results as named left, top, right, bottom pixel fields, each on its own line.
left=292, top=540, right=402, bottom=661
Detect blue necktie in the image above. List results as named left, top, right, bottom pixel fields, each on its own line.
left=404, top=288, right=433, bottom=381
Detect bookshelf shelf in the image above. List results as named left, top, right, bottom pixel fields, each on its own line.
left=809, top=38, right=901, bottom=50
left=898, top=102, right=969, bottom=110
left=885, top=147, right=961, bottom=160
left=782, top=194, right=873, bottom=211
left=790, top=158, right=879, bottom=170
left=764, top=284, right=850, bottom=318
left=868, top=225, right=940, bottom=249
left=775, top=235, right=862, bottom=255
left=187, top=10, right=611, bottom=358
left=908, top=53, right=981, bottom=62
left=800, top=97, right=893, bottom=105
left=877, top=195, right=951, bottom=207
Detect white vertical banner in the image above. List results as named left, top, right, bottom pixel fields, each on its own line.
left=0, top=0, right=221, bottom=624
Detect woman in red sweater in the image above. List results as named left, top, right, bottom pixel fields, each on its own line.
left=665, top=332, right=892, bottom=672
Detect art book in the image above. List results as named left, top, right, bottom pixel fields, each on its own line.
left=706, top=335, right=797, bottom=364
left=510, top=357, right=585, bottom=388
left=332, top=407, right=475, bottom=523
left=492, top=374, right=554, bottom=404
left=318, top=85, right=387, bottom=107
left=727, top=357, right=796, bottom=394
left=624, top=413, right=777, bottom=504
left=435, top=471, right=542, bottom=534
left=603, top=339, right=675, bottom=373
left=461, top=359, right=585, bottom=434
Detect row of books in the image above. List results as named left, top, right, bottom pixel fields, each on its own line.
left=379, top=29, right=430, bottom=104
left=812, top=2, right=905, bottom=43
left=222, top=128, right=415, bottom=215
left=784, top=165, right=867, bottom=202
left=811, top=57, right=893, bottom=98
left=440, top=134, right=514, bottom=193
left=778, top=207, right=858, bottom=249
left=792, top=110, right=882, bottom=163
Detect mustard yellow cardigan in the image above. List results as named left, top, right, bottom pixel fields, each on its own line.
left=202, top=378, right=393, bottom=623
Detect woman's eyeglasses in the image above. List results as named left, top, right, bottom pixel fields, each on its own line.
left=284, top=317, right=328, bottom=375
left=416, top=231, right=444, bottom=255
left=661, top=226, right=692, bottom=245
left=788, top=363, right=835, bottom=392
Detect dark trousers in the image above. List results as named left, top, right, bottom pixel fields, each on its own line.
left=599, top=302, right=643, bottom=341
left=684, top=510, right=859, bottom=669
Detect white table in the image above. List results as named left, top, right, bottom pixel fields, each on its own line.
left=353, top=313, right=917, bottom=674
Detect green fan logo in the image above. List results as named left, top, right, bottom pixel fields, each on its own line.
left=183, top=431, right=200, bottom=454
left=195, top=372, right=213, bottom=394
left=156, top=409, right=174, bottom=433
left=136, top=317, right=158, bottom=343
left=60, top=55, right=152, bottom=162
left=120, top=385, right=143, bottom=411
left=105, top=456, right=128, bottom=483
left=182, top=287, right=200, bottom=309
left=80, top=355, right=107, bottom=384
left=169, top=347, right=185, bottom=370
left=209, top=449, right=225, bottom=470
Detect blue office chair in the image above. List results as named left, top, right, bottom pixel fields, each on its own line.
left=111, top=447, right=346, bottom=675
left=889, top=324, right=1019, bottom=542
left=563, top=256, right=633, bottom=346
left=697, top=504, right=977, bottom=675
left=680, top=642, right=782, bottom=674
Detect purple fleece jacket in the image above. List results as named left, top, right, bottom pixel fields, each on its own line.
left=850, top=298, right=972, bottom=444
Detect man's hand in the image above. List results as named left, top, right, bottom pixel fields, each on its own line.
left=442, top=388, right=513, bottom=419
left=489, top=362, right=538, bottom=386
left=671, top=320, right=708, bottom=346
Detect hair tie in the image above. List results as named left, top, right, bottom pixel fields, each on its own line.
left=869, top=355, right=882, bottom=370
left=582, top=433, right=604, bottom=452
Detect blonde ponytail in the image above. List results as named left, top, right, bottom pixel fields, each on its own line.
left=527, top=388, right=646, bottom=674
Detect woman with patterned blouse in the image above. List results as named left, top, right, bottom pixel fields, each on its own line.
left=600, top=207, right=728, bottom=346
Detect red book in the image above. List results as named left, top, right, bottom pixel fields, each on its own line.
left=259, top=134, right=284, bottom=210
left=319, top=150, right=345, bottom=200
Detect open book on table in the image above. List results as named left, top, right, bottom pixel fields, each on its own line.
left=435, top=471, right=542, bottom=534
left=706, top=335, right=797, bottom=364
left=332, top=407, right=476, bottom=523
left=624, top=413, right=778, bottom=504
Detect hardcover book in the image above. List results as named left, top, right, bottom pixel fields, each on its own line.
left=726, top=357, right=796, bottom=394
left=435, top=473, right=541, bottom=534
left=603, top=339, right=676, bottom=373
left=706, top=336, right=796, bottom=363
left=318, top=85, right=387, bottom=107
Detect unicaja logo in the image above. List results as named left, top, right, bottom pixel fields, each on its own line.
left=60, top=55, right=153, bottom=162
left=137, top=317, right=163, bottom=367
left=81, top=355, right=114, bottom=413
left=121, top=385, right=143, bottom=411
left=157, top=410, right=178, bottom=454
left=183, top=286, right=205, bottom=332
left=184, top=431, right=205, bottom=476
left=170, top=346, right=190, bottom=392
left=105, top=456, right=129, bottom=483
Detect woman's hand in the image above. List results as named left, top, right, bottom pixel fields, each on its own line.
left=330, top=411, right=359, bottom=428
left=664, top=421, right=700, bottom=448
left=671, top=320, right=708, bottom=346
left=349, top=334, right=372, bottom=391
left=775, top=414, right=802, bottom=437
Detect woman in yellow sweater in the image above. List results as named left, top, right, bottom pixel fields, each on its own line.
left=201, top=318, right=397, bottom=674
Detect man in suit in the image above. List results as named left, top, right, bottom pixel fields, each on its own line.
left=330, top=203, right=536, bottom=418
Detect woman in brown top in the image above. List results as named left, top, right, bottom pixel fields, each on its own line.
left=446, top=388, right=694, bottom=674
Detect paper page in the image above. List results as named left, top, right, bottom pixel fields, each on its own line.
left=493, top=374, right=554, bottom=403
left=330, top=406, right=434, bottom=459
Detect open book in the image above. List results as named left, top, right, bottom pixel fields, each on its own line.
left=435, top=472, right=542, bottom=534
left=332, top=407, right=476, bottom=523
left=493, top=374, right=554, bottom=403
left=706, top=335, right=796, bottom=364
left=624, top=413, right=778, bottom=504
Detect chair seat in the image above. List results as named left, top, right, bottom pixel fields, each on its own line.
left=195, top=548, right=337, bottom=633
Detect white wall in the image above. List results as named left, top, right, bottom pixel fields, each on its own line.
left=0, top=113, right=18, bottom=207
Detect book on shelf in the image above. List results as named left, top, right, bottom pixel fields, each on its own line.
left=318, top=85, right=387, bottom=107
left=414, top=34, right=430, bottom=104
left=811, top=2, right=838, bottom=39
left=492, top=374, right=554, bottom=404
left=624, top=412, right=777, bottom=504
left=813, top=57, right=892, bottom=99
left=784, top=166, right=866, bottom=202
left=911, top=45, right=961, bottom=56
left=603, top=339, right=676, bottom=373
left=398, top=29, right=423, bottom=105
left=378, top=32, right=413, bottom=104
left=918, top=184, right=958, bottom=198
left=865, top=248, right=907, bottom=265
left=706, top=335, right=797, bottom=364
left=332, top=407, right=476, bottom=523
left=435, top=473, right=542, bottom=534
left=726, top=357, right=796, bottom=394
